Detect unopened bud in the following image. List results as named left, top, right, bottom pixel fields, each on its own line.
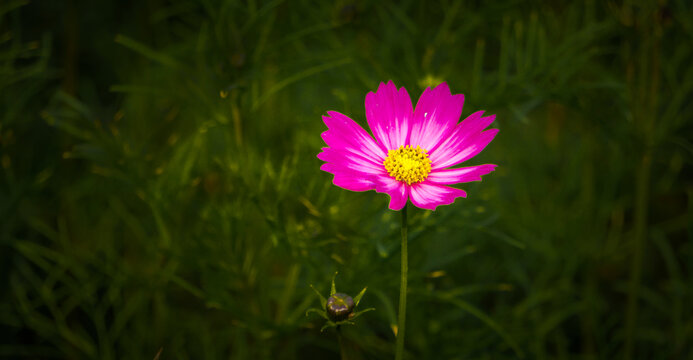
left=326, top=293, right=354, bottom=322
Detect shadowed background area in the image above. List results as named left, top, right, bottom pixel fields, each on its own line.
left=1, top=0, right=692, bottom=359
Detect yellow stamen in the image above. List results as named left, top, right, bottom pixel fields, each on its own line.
left=383, top=145, right=432, bottom=185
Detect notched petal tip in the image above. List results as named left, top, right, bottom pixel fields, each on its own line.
left=432, top=81, right=451, bottom=94
left=426, top=164, right=498, bottom=185
left=384, top=79, right=397, bottom=89
left=372, top=80, right=409, bottom=99
left=369, top=80, right=399, bottom=98
left=317, top=154, right=330, bottom=167
left=456, top=111, right=496, bottom=133
left=483, top=113, right=496, bottom=124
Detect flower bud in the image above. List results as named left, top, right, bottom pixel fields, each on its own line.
left=326, top=293, right=354, bottom=322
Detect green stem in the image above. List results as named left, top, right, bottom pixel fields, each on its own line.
left=337, top=326, right=347, bottom=360
left=395, top=205, right=408, bottom=360
left=624, top=153, right=651, bottom=359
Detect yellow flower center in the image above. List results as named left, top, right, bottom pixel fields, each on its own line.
left=383, top=145, right=432, bottom=185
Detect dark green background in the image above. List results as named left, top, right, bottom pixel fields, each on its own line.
left=1, top=0, right=691, bottom=359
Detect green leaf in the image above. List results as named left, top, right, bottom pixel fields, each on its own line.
left=0, top=0, right=28, bottom=18
left=251, top=58, right=352, bottom=110
left=431, top=292, right=524, bottom=358
left=114, top=34, right=180, bottom=68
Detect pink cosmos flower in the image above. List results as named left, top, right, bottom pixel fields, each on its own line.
left=318, top=81, right=498, bottom=211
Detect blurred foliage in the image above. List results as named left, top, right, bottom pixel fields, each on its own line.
left=1, top=0, right=692, bottom=359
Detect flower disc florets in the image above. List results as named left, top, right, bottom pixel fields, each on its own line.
left=326, top=293, right=355, bottom=322
left=383, top=145, right=432, bottom=185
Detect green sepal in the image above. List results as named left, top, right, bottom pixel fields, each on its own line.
left=320, top=321, right=337, bottom=332
left=350, top=307, right=375, bottom=320
left=310, top=284, right=327, bottom=309
left=306, top=308, right=328, bottom=320
left=353, top=286, right=368, bottom=306
left=330, top=271, right=338, bottom=296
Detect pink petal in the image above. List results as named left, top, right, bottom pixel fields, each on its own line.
left=429, top=111, right=494, bottom=153
left=429, top=111, right=498, bottom=170
left=430, top=129, right=498, bottom=169
left=317, top=111, right=390, bottom=193
left=319, top=162, right=378, bottom=192
left=318, top=148, right=386, bottom=176
left=365, top=81, right=413, bottom=150
left=409, top=82, right=465, bottom=151
left=330, top=170, right=378, bottom=192
left=409, top=182, right=467, bottom=210
left=426, top=164, right=497, bottom=185
left=374, top=176, right=408, bottom=210
left=321, top=111, right=387, bottom=163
